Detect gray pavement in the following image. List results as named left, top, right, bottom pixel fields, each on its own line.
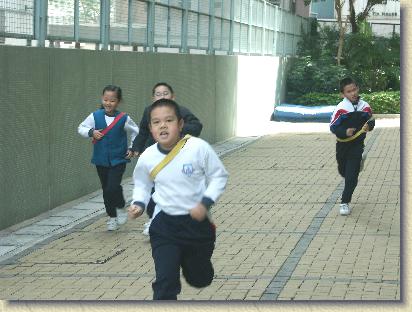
left=0, top=120, right=400, bottom=300
left=0, top=136, right=259, bottom=265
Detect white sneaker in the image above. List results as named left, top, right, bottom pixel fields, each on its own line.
left=340, top=203, right=351, bottom=216
left=142, top=218, right=152, bottom=236
left=107, top=217, right=119, bottom=231
left=116, top=208, right=128, bottom=225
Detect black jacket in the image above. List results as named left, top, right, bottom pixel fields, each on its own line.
left=131, top=105, right=203, bottom=153
left=332, top=111, right=375, bottom=144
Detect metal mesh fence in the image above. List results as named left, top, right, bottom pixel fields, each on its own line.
left=0, top=0, right=34, bottom=39
left=79, top=0, right=100, bottom=41
left=0, top=0, right=310, bottom=55
left=48, top=0, right=74, bottom=39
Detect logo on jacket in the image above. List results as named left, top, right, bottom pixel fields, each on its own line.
left=182, top=164, right=194, bottom=177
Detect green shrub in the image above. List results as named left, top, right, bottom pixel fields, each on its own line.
left=361, top=91, right=400, bottom=114
left=293, top=92, right=341, bottom=106
left=286, top=57, right=348, bottom=99
left=293, top=91, right=400, bottom=114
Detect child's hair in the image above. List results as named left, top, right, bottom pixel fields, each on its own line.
left=152, top=82, right=174, bottom=96
left=102, top=84, right=123, bottom=101
left=339, top=77, right=357, bottom=93
left=149, top=99, right=182, bottom=122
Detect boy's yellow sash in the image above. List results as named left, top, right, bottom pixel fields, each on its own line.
left=336, top=118, right=374, bottom=143
left=149, top=134, right=192, bottom=180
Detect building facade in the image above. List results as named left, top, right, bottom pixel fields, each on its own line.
left=310, top=0, right=400, bottom=37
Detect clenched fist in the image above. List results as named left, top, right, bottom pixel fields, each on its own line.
left=190, top=203, right=208, bottom=222
left=128, top=204, right=144, bottom=219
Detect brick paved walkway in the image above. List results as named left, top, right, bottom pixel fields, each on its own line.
left=0, top=126, right=400, bottom=300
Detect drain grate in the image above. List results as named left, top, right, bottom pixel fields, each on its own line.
left=25, top=249, right=126, bottom=265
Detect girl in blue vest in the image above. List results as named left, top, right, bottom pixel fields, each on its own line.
left=78, top=85, right=139, bottom=231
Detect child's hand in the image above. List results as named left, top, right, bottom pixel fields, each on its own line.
left=346, top=128, right=356, bottom=137
left=125, top=149, right=134, bottom=159
left=93, top=129, right=104, bottom=140
left=190, top=203, right=208, bottom=222
left=133, top=152, right=140, bottom=158
left=128, top=204, right=144, bottom=219
left=362, top=123, right=370, bottom=132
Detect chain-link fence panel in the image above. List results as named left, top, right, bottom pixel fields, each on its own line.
left=0, top=0, right=34, bottom=39
left=1, top=0, right=310, bottom=56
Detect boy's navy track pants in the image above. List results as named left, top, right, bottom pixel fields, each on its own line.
left=336, top=142, right=364, bottom=204
left=149, top=211, right=216, bottom=300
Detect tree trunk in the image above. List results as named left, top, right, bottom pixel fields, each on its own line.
left=335, top=0, right=346, bottom=66
left=349, top=0, right=358, bottom=33
left=337, top=28, right=344, bottom=66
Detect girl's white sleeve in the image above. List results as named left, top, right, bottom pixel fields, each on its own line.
left=125, top=116, right=139, bottom=148
left=131, top=156, right=154, bottom=210
left=78, top=113, right=95, bottom=138
left=202, top=143, right=229, bottom=203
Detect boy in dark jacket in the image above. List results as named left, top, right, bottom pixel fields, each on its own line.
left=330, top=77, right=375, bottom=216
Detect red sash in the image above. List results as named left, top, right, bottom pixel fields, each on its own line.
left=92, top=112, right=126, bottom=144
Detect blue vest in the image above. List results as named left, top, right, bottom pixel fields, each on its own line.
left=91, top=109, right=129, bottom=167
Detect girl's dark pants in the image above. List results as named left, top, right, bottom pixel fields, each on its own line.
left=96, top=163, right=126, bottom=218
left=149, top=211, right=215, bottom=300
left=336, top=142, right=364, bottom=204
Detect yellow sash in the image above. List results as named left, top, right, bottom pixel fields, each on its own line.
left=336, top=118, right=374, bottom=143
left=149, top=134, right=192, bottom=180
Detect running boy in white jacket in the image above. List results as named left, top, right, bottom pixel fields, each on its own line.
left=128, top=99, right=228, bottom=300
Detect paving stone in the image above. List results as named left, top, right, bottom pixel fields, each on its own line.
left=72, top=202, right=105, bottom=211
left=0, top=127, right=400, bottom=301
left=36, top=216, right=75, bottom=226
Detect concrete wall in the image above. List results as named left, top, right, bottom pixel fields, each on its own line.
left=0, top=45, right=288, bottom=230
left=236, top=56, right=291, bottom=136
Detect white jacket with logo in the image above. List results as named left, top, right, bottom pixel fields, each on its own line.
left=131, top=137, right=228, bottom=216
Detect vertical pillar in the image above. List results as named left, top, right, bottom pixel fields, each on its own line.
left=0, top=6, right=5, bottom=44
left=282, top=11, right=286, bottom=56
left=166, top=0, right=171, bottom=47
left=262, top=0, right=266, bottom=55
left=228, top=0, right=234, bottom=54
left=128, top=0, right=133, bottom=45
left=100, top=0, right=110, bottom=50
left=208, top=0, right=215, bottom=54
left=247, top=0, right=252, bottom=54
left=146, top=0, right=155, bottom=52
left=180, top=0, right=189, bottom=52
left=74, top=0, right=79, bottom=44
left=34, top=0, right=48, bottom=47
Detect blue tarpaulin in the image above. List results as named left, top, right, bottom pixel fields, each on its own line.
left=272, top=104, right=335, bottom=123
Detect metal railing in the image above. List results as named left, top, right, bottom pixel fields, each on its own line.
left=0, top=0, right=310, bottom=56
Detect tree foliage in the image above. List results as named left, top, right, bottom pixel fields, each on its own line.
left=286, top=19, right=400, bottom=101
left=49, top=0, right=100, bottom=23
left=304, top=0, right=386, bottom=33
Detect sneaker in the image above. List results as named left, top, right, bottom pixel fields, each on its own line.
left=116, top=208, right=128, bottom=225
left=107, top=217, right=119, bottom=231
left=339, top=203, right=351, bottom=216
left=142, top=218, right=152, bottom=236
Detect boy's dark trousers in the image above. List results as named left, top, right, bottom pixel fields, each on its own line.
left=146, top=187, right=156, bottom=218
left=336, top=142, right=364, bottom=204
left=96, top=163, right=126, bottom=217
left=149, top=211, right=215, bottom=300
